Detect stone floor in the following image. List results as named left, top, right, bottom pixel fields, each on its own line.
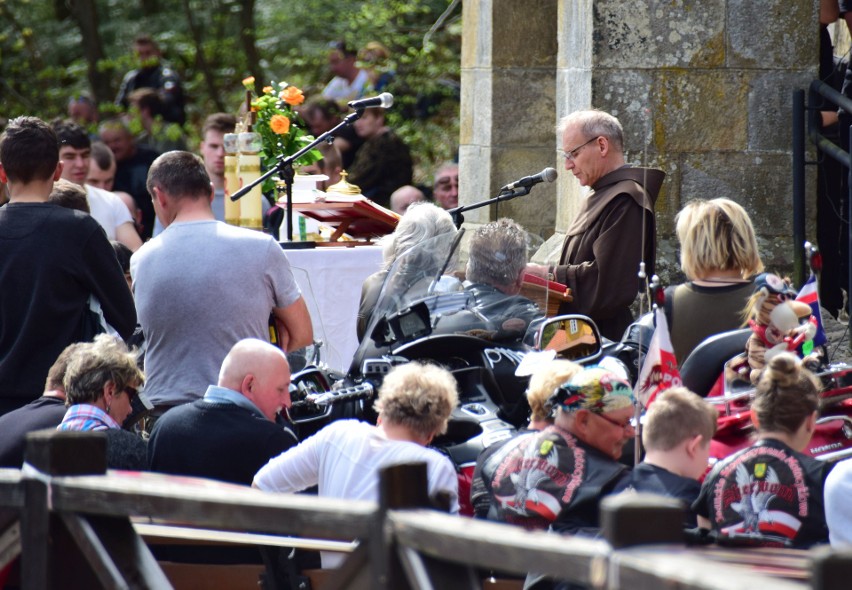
left=822, top=307, right=852, bottom=365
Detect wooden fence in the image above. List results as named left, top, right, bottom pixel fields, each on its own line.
left=2, top=429, right=852, bottom=589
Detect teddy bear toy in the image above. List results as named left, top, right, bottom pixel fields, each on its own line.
left=742, top=274, right=818, bottom=384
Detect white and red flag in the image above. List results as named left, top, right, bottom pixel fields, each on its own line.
left=635, top=307, right=682, bottom=409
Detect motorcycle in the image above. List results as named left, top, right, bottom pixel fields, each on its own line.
left=285, top=229, right=607, bottom=515
left=676, top=328, right=852, bottom=465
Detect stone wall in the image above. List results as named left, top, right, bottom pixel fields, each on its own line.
left=460, top=0, right=820, bottom=283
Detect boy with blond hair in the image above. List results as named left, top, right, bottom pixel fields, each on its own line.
left=613, top=387, right=717, bottom=526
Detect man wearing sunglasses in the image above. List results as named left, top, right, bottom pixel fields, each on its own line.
left=480, top=365, right=633, bottom=533
left=529, top=110, right=665, bottom=341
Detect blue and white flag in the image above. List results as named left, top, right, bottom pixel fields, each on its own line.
left=796, top=273, right=827, bottom=348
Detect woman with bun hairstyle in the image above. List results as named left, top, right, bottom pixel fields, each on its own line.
left=693, top=353, right=832, bottom=547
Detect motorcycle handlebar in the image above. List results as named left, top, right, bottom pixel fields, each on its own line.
left=290, top=382, right=375, bottom=410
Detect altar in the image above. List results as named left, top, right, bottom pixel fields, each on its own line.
left=285, top=245, right=383, bottom=373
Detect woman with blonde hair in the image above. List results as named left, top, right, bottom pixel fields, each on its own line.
left=665, top=197, right=764, bottom=364
left=693, top=353, right=831, bottom=547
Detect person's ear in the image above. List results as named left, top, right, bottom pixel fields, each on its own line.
left=103, top=380, right=117, bottom=403
left=241, top=374, right=254, bottom=397
left=574, top=409, right=591, bottom=436
left=151, top=186, right=166, bottom=208
left=207, top=182, right=215, bottom=204
left=0, top=164, right=8, bottom=184
left=54, top=161, right=63, bottom=181
left=597, top=136, right=610, bottom=158
left=806, top=411, right=818, bottom=434
left=685, top=434, right=703, bottom=459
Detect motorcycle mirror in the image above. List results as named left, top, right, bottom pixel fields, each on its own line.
left=535, top=314, right=603, bottom=364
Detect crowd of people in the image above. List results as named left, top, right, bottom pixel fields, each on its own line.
left=2, top=28, right=852, bottom=584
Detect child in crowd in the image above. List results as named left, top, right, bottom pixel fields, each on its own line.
left=612, top=387, right=717, bottom=527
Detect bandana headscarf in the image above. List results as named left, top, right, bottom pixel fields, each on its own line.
left=552, top=366, right=634, bottom=414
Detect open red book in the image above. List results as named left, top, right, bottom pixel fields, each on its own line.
left=521, top=273, right=573, bottom=316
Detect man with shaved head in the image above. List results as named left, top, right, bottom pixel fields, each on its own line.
left=147, top=338, right=298, bottom=485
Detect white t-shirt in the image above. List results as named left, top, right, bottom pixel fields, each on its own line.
left=321, top=69, right=370, bottom=103
left=86, top=185, right=134, bottom=240
left=825, top=457, right=852, bottom=547
left=253, top=419, right=459, bottom=567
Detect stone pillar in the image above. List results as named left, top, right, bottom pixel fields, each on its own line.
left=459, top=0, right=558, bottom=237
left=461, top=0, right=819, bottom=279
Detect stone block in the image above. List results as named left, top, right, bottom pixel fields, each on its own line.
left=557, top=68, right=593, bottom=121
left=460, top=70, right=494, bottom=146
left=534, top=232, right=567, bottom=265
left=461, top=0, right=491, bottom=68
left=487, top=146, right=559, bottom=235
left=748, top=70, right=816, bottom=152
left=655, top=70, right=749, bottom=152
left=618, top=152, right=680, bottom=236
left=727, top=0, right=817, bottom=69
left=679, top=151, right=792, bottom=238
left=555, top=180, right=591, bottom=232
left=592, top=69, right=655, bottom=150
left=458, top=144, right=493, bottom=215
left=594, top=0, right=726, bottom=68
left=492, top=68, right=556, bottom=145
left=558, top=0, right=593, bottom=70
left=492, top=0, right=558, bottom=68
left=655, top=238, right=684, bottom=286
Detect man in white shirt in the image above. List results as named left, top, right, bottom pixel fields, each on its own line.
left=253, top=362, right=460, bottom=567
left=88, top=141, right=144, bottom=238
left=321, top=41, right=369, bottom=104
left=52, top=120, right=143, bottom=251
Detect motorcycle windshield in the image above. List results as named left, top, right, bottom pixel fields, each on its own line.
left=287, top=266, right=328, bottom=372
left=354, top=226, right=555, bottom=368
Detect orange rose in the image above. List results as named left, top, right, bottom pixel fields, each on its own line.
left=262, top=86, right=273, bottom=94
left=280, top=86, right=305, bottom=106
left=270, top=114, right=291, bottom=135
left=242, top=76, right=255, bottom=88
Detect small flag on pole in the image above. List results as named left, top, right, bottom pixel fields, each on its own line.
left=635, top=308, right=682, bottom=409
left=795, top=273, right=827, bottom=350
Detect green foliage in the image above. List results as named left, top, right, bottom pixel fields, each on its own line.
left=0, top=0, right=460, bottom=178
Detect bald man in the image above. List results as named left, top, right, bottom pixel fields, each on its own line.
left=390, top=185, right=425, bottom=215
left=147, top=338, right=298, bottom=485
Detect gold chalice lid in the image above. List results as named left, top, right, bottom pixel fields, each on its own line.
left=326, top=170, right=362, bottom=196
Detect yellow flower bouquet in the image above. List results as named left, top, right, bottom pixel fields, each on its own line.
left=242, top=77, right=322, bottom=192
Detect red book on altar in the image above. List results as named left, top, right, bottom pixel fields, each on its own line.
left=281, top=172, right=399, bottom=243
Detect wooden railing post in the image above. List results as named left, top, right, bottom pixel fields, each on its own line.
left=811, top=546, right=852, bottom=590
left=373, top=462, right=429, bottom=590
left=20, top=430, right=106, bottom=590
left=599, top=493, right=685, bottom=549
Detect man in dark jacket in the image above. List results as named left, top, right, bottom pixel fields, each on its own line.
left=530, top=110, right=665, bottom=340
left=147, top=338, right=298, bottom=485
left=480, top=365, right=633, bottom=532
left=0, top=117, right=137, bottom=417
left=115, top=34, right=186, bottom=125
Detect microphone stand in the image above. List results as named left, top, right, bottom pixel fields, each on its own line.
left=229, top=110, right=365, bottom=249
left=446, top=185, right=531, bottom=229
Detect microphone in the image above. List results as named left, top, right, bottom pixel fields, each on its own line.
left=500, top=167, right=558, bottom=192
left=348, top=92, right=394, bottom=110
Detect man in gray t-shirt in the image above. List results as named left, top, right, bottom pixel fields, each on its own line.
left=130, top=151, right=312, bottom=411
